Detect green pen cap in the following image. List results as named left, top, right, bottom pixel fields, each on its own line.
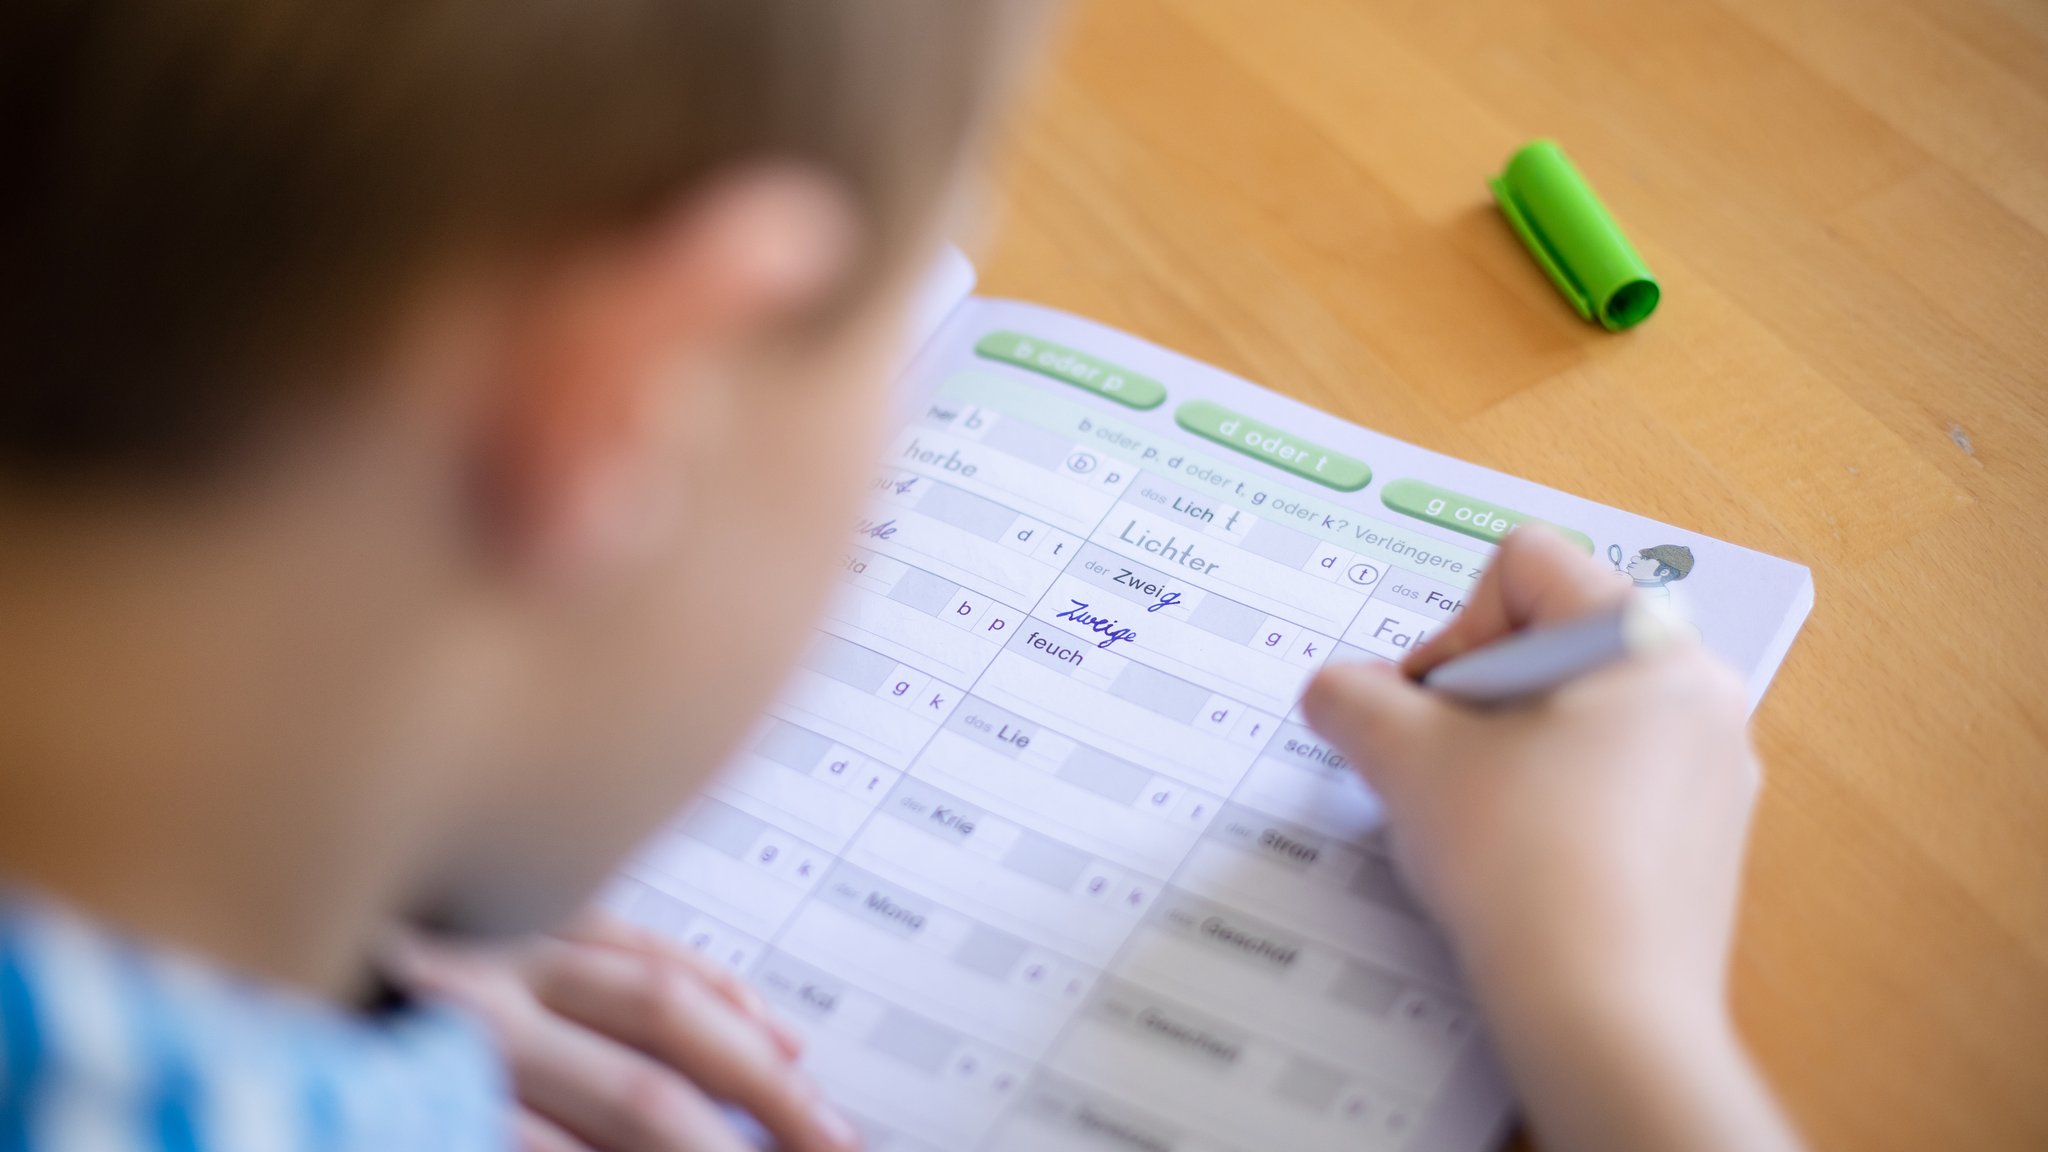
left=1490, top=140, right=1659, bottom=331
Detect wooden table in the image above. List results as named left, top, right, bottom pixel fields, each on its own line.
left=975, top=1, right=2048, bottom=1148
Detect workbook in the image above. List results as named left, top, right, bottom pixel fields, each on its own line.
left=599, top=249, right=1814, bottom=1152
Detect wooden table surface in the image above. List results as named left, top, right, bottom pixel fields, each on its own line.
left=974, top=0, right=2048, bottom=1148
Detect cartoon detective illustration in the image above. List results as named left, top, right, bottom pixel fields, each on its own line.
left=1607, top=542, right=1696, bottom=605
left=1628, top=544, right=1694, bottom=589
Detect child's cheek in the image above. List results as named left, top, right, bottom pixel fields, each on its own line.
left=657, top=308, right=903, bottom=768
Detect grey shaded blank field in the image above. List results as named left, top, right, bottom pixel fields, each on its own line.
left=1273, top=1056, right=1346, bottom=1112
left=982, top=418, right=1074, bottom=470
left=1003, top=831, right=1092, bottom=890
left=913, top=483, right=1016, bottom=541
left=865, top=1009, right=957, bottom=1073
left=1241, top=517, right=1322, bottom=567
left=753, top=719, right=834, bottom=773
left=1018, top=1083, right=1073, bottom=1124
left=617, top=881, right=698, bottom=940
left=803, top=634, right=897, bottom=693
left=1057, top=745, right=1151, bottom=805
left=887, top=567, right=959, bottom=616
left=1331, top=960, right=1405, bottom=1015
left=678, top=801, right=762, bottom=859
left=1185, top=593, right=1267, bottom=645
left=1109, top=662, right=1209, bottom=723
left=952, top=924, right=1030, bottom=980
left=1330, top=640, right=1383, bottom=667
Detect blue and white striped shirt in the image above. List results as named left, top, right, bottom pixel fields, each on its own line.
left=0, top=894, right=508, bottom=1152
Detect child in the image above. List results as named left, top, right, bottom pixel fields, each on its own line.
left=0, top=3, right=1801, bottom=1151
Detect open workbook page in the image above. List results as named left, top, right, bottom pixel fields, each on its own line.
left=601, top=258, right=1815, bottom=1152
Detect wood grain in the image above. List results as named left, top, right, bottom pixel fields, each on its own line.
left=975, top=1, right=2048, bottom=1148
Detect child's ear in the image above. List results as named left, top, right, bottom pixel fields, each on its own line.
left=474, top=165, right=860, bottom=580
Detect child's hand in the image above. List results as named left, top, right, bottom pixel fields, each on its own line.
left=391, top=913, right=859, bottom=1152
left=1302, top=527, right=1801, bottom=1152
left=1303, top=526, right=1756, bottom=1011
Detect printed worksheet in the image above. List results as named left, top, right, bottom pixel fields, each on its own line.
left=601, top=254, right=1815, bottom=1152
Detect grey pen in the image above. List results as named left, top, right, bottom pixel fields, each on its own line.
left=1420, top=599, right=1679, bottom=705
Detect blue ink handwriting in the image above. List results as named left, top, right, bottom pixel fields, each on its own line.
left=1055, top=600, right=1139, bottom=649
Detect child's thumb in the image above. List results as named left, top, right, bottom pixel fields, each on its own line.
left=1301, top=661, right=1442, bottom=809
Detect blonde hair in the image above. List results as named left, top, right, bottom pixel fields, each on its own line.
left=0, top=0, right=1033, bottom=479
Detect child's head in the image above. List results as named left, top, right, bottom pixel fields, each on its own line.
left=0, top=1, right=1036, bottom=963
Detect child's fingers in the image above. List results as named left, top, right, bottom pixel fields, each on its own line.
left=524, top=941, right=859, bottom=1152
left=380, top=928, right=530, bottom=1014
left=1401, top=526, right=1630, bottom=678
left=396, top=933, right=755, bottom=1152
left=1301, top=659, right=1447, bottom=811
left=515, top=1108, right=592, bottom=1152
left=501, top=989, right=755, bottom=1152
left=563, top=911, right=804, bottom=1059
